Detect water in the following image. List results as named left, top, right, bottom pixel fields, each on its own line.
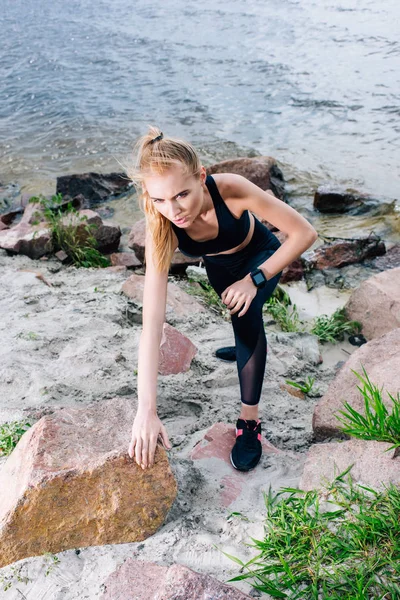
left=1, top=0, right=399, bottom=217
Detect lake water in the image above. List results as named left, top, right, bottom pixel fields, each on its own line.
left=1, top=0, right=399, bottom=208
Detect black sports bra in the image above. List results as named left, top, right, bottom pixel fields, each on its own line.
left=171, top=174, right=251, bottom=257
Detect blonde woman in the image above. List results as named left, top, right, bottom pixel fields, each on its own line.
left=127, top=127, right=318, bottom=473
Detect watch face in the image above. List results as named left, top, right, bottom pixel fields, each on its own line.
left=253, top=271, right=265, bottom=286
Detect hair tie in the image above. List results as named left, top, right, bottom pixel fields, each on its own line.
left=150, top=132, right=163, bottom=144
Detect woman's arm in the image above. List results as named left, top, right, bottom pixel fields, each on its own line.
left=128, top=226, right=177, bottom=469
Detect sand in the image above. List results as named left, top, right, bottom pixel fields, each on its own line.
left=0, top=249, right=357, bottom=599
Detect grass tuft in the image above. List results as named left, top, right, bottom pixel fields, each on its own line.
left=221, top=467, right=400, bottom=599
left=0, top=420, right=32, bottom=456
left=29, top=193, right=110, bottom=268
left=335, top=365, right=400, bottom=455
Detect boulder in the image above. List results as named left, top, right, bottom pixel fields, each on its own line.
left=128, top=218, right=201, bottom=269
left=345, top=267, right=400, bottom=339
left=121, top=273, right=206, bottom=321
left=369, top=244, right=400, bottom=270
left=206, top=156, right=285, bottom=200
left=313, top=184, right=396, bottom=216
left=101, top=559, right=252, bottom=599
left=0, top=398, right=177, bottom=568
left=110, top=252, right=142, bottom=268
left=56, top=172, right=132, bottom=205
left=299, top=439, right=400, bottom=491
left=0, top=222, right=52, bottom=259
left=303, top=235, right=385, bottom=270
left=191, top=422, right=281, bottom=507
left=312, top=328, right=400, bottom=440
left=159, top=323, right=198, bottom=375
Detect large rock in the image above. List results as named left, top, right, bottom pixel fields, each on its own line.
left=206, top=156, right=285, bottom=200
left=299, top=439, right=400, bottom=491
left=303, top=236, right=386, bottom=270
left=313, top=328, right=400, bottom=440
left=0, top=398, right=177, bottom=568
left=121, top=273, right=206, bottom=321
left=344, top=267, right=400, bottom=339
left=159, top=323, right=198, bottom=375
left=56, top=171, right=132, bottom=205
left=0, top=221, right=52, bottom=259
left=101, top=559, right=252, bottom=599
left=313, top=184, right=396, bottom=216
left=128, top=218, right=201, bottom=268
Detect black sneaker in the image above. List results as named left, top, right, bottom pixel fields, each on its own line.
left=230, top=418, right=262, bottom=472
left=215, top=346, right=236, bottom=362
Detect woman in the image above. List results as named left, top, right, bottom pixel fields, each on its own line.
left=127, top=126, right=318, bottom=473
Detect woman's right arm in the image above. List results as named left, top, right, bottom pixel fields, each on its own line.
left=128, top=227, right=177, bottom=470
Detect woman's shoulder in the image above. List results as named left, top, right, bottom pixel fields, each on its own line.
left=210, top=172, right=249, bottom=202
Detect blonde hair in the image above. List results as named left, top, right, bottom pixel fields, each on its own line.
left=126, top=126, right=202, bottom=272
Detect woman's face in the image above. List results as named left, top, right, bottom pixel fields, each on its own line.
left=143, top=162, right=207, bottom=227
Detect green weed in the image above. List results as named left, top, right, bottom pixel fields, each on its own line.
left=310, top=307, right=361, bottom=343
left=29, top=193, right=110, bottom=268
left=220, top=466, right=400, bottom=599
left=336, top=365, right=400, bottom=456
left=0, top=420, right=32, bottom=456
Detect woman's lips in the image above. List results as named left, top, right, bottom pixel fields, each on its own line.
left=173, top=216, right=187, bottom=224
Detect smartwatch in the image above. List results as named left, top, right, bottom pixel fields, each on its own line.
left=250, top=268, right=267, bottom=289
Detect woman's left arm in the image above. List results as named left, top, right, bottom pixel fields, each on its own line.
left=230, top=174, right=318, bottom=281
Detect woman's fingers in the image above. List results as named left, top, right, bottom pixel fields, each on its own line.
left=238, top=299, right=251, bottom=317
left=135, top=437, right=143, bottom=467
left=148, top=436, right=158, bottom=467
left=128, top=435, right=136, bottom=459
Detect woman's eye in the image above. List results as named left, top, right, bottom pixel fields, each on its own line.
left=177, top=192, right=188, bottom=199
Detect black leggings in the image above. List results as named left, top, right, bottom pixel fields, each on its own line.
left=203, top=217, right=283, bottom=406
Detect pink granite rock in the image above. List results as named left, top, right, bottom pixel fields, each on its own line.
left=159, top=323, right=197, bottom=375
left=299, top=439, right=400, bottom=491
left=110, top=251, right=142, bottom=268
left=191, top=422, right=281, bottom=507
left=344, top=267, right=400, bottom=339
left=121, top=273, right=206, bottom=320
left=0, top=221, right=52, bottom=258
left=0, top=398, right=177, bottom=568
left=313, top=328, right=400, bottom=440
left=101, top=559, right=252, bottom=599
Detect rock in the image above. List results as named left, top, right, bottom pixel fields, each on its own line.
left=191, top=422, right=281, bottom=507
left=279, top=383, right=306, bottom=400
left=314, top=185, right=396, bottom=215
left=312, top=328, right=400, bottom=440
left=0, top=206, right=24, bottom=227
left=101, top=559, right=252, bottom=599
left=110, top=252, right=142, bottom=268
left=127, top=218, right=201, bottom=268
left=185, top=265, right=208, bottom=284
left=206, top=156, right=285, bottom=200
left=299, top=439, right=400, bottom=491
left=0, top=181, right=20, bottom=214
left=55, top=249, right=69, bottom=263
left=303, top=235, right=386, bottom=270
left=0, top=398, right=177, bottom=568
left=121, top=273, right=206, bottom=321
left=344, top=267, right=400, bottom=339
left=0, top=222, right=52, bottom=259
left=56, top=172, right=132, bottom=205
left=159, top=323, right=197, bottom=375
left=368, top=244, right=400, bottom=271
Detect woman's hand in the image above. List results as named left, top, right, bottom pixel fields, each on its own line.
left=128, top=411, right=172, bottom=469
left=221, top=275, right=257, bottom=317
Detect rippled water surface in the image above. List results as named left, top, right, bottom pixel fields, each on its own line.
left=1, top=0, right=399, bottom=204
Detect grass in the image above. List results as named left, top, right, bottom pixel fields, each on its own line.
left=0, top=420, right=32, bottom=456
left=335, top=365, right=400, bottom=457
left=28, top=193, right=110, bottom=268
left=310, top=307, right=361, bottom=343
left=220, top=466, right=400, bottom=599
left=285, top=376, right=318, bottom=395
left=185, top=279, right=231, bottom=319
